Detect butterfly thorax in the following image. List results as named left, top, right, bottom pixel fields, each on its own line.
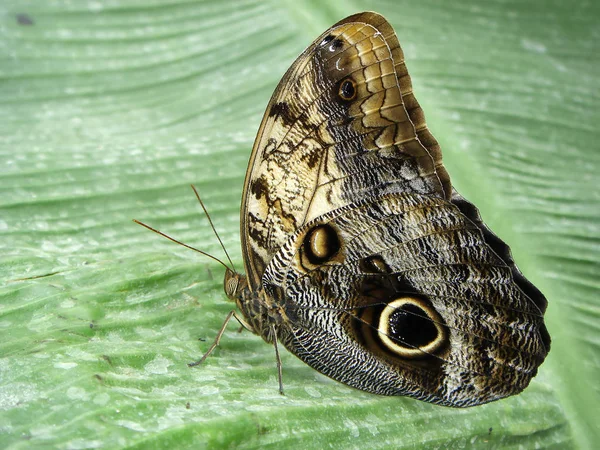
left=224, top=268, right=287, bottom=342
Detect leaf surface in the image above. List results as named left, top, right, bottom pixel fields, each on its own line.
left=1, top=1, right=597, bottom=448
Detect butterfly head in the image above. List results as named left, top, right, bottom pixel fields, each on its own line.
left=224, top=268, right=247, bottom=301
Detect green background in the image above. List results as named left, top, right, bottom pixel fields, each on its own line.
left=1, top=0, right=598, bottom=448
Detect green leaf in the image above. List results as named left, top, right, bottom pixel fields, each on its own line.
left=1, top=0, right=597, bottom=448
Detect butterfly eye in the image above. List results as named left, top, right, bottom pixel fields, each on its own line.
left=303, top=224, right=341, bottom=264
left=338, top=78, right=357, bottom=101
left=378, top=297, right=447, bottom=358
left=224, top=269, right=240, bottom=300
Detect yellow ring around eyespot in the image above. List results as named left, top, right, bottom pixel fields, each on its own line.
left=378, top=297, right=447, bottom=358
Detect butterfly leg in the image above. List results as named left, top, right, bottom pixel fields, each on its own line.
left=236, top=314, right=254, bottom=334
left=188, top=310, right=251, bottom=367
left=271, top=324, right=285, bottom=395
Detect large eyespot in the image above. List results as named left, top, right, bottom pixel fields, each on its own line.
left=378, top=297, right=447, bottom=358
left=338, top=78, right=357, bottom=101
left=303, top=224, right=341, bottom=265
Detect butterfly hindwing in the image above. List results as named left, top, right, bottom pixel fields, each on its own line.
left=261, top=192, right=549, bottom=406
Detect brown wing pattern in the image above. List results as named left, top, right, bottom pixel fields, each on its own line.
left=336, top=12, right=448, bottom=183
left=241, top=12, right=450, bottom=288
left=232, top=12, right=550, bottom=406
left=261, top=193, right=549, bottom=406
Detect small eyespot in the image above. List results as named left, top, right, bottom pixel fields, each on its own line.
left=320, top=34, right=334, bottom=46
left=338, top=78, right=356, bottom=101
left=359, top=255, right=391, bottom=274
left=303, top=224, right=341, bottom=265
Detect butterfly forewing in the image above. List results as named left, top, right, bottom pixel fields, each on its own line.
left=241, top=12, right=451, bottom=289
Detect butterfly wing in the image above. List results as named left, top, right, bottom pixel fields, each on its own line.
left=239, top=12, right=549, bottom=406
left=241, top=12, right=450, bottom=288
left=261, top=192, right=550, bottom=407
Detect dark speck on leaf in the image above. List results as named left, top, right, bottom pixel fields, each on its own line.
left=16, top=13, right=34, bottom=26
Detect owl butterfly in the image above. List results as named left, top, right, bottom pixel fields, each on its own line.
left=141, top=12, right=550, bottom=407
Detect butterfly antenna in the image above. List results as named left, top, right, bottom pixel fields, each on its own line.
left=190, top=184, right=237, bottom=273
left=133, top=219, right=232, bottom=272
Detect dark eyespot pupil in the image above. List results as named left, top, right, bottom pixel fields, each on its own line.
left=388, top=304, right=438, bottom=348
left=339, top=79, right=355, bottom=100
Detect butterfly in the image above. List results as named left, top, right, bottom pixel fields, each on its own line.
left=139, top=11, right=550, bottom=407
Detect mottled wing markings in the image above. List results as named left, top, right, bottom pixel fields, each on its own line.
left=231, top=12, right=549, bottom=407
left=242, top=15, right=451, bottom=288
left=337, top=13, right=448, bottom=189
left=261, top=192, right=548, bottom=406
